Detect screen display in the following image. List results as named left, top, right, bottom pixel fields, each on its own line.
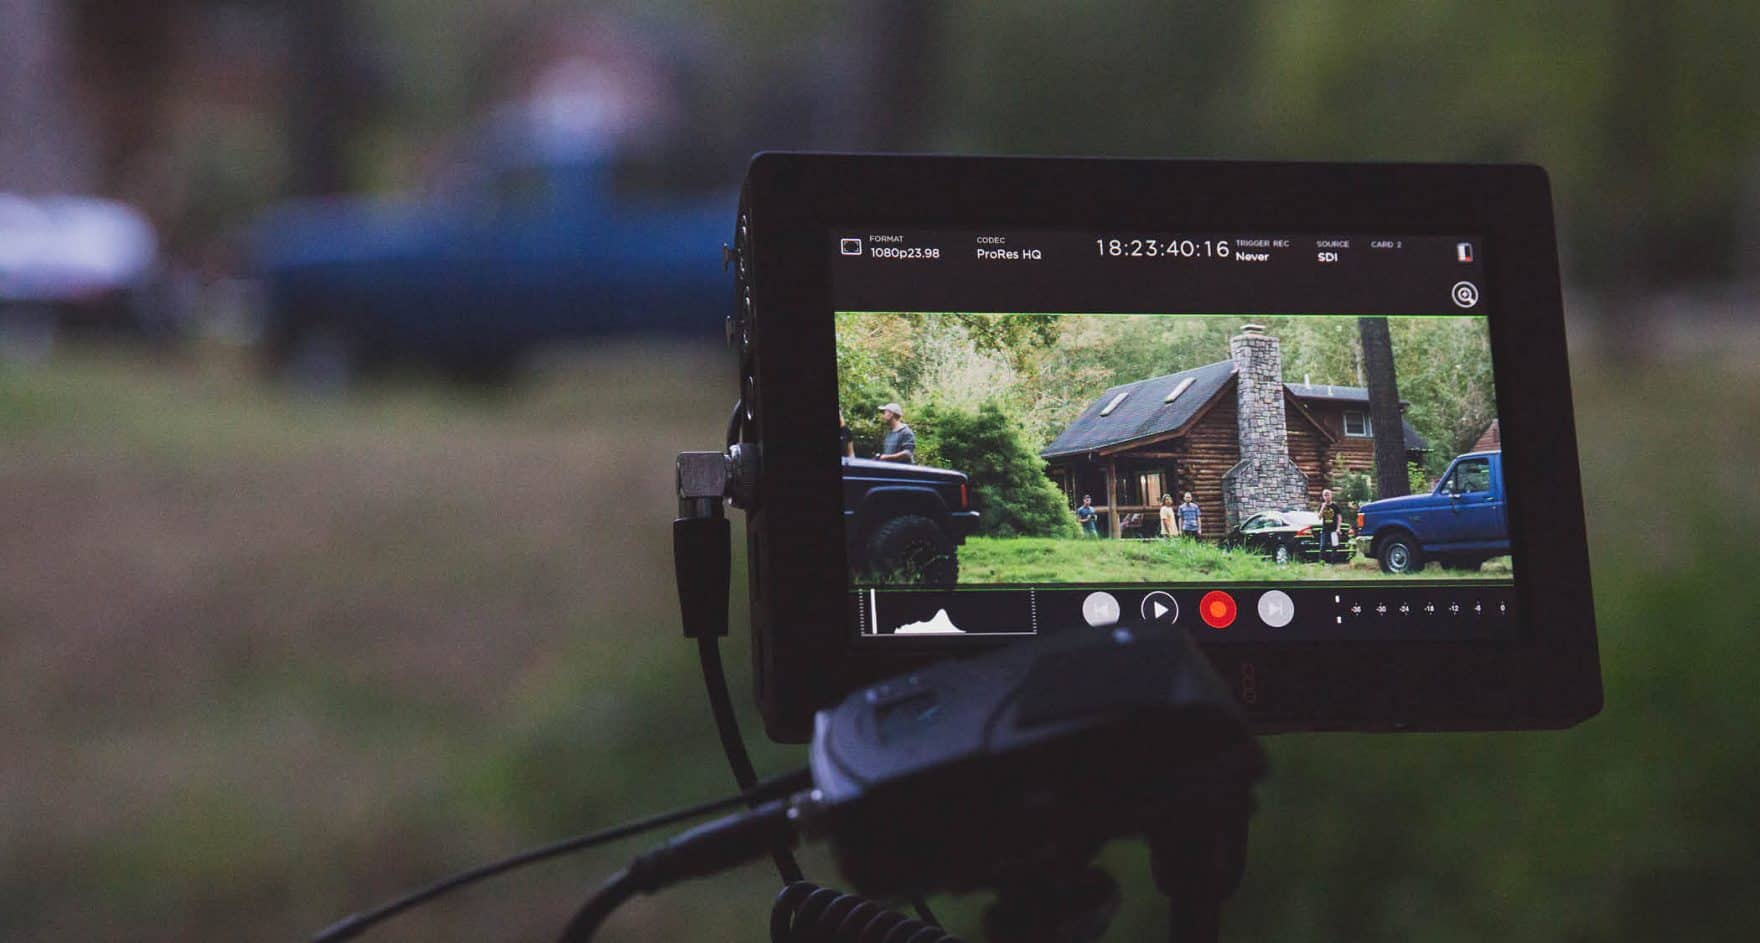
left=832, top=229, right=1516, bottom=643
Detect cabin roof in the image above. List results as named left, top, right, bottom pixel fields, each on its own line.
left=1041, top=360, right=1238, bottom=459
left=1042, top=362, right=1430, bottom=458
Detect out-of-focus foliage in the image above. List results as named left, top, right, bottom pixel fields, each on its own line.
left=46, top=0, right=1760, bottom=300
left=935, top=1, right=1760, bottom=292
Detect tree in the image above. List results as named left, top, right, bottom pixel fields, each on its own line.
left=1387, top=317, right=1497, bottom=473
left=1358, top=317, right=1408, bottom=499
left=918, top=401, right=1074, bottom=538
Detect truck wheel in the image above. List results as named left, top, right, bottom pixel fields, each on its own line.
left=1379, top=535, right=1422, bottom=574
left=866, top=515, right=958, bottom=586
left=277, top=323, right=360, bottom=394
left=1273, top=543, right=1292, bottom=565
left=0, top=305, right=58, bottom=364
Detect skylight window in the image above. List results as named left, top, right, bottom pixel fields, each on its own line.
left=1163, top=377, right=1195, bottom=404
left=1099, top=391, right=1130, bottom=417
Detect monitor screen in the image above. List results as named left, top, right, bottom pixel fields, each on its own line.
left=832, top=229, right=1514, bottom=643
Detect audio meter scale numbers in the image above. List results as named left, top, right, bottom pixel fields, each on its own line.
left=1334, top=588, right=1512, bottom=637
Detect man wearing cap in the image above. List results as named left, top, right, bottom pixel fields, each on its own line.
left=876, top=403, right=916, bottom=463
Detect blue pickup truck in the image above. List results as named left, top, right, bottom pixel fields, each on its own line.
left=1355, top=450, right=1509, bottom=574
left=249, top=126, right=734, bottom=386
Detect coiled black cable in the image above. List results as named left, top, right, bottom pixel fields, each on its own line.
left=771, top=882, right=962, bottom=943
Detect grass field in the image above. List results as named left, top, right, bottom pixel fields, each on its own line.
left=957, top=535, right=1514, bottom=584
left=3, top=329, right=1759, bottom=941
left=0, top=343, right=814, bottom=941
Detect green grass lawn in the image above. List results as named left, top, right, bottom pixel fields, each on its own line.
left=0, top=343, right=813, bottom=941
left=957, top=535, right=1512, bottom=584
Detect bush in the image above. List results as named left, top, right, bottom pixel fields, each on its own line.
left=918, top=401, right=1076, bottom=538
left=1408, top=460, right=1431, bottom=495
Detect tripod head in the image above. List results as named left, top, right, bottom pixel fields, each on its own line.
left=798, top=621, right=1265, bottom=941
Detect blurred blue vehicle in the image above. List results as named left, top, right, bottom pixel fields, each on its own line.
left=249, top=123, right=734, bottom=385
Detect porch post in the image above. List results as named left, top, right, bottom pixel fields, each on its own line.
left=1105, top=458, right=1120, bottom=539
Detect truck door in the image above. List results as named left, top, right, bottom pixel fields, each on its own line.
left=1438, top=455, right=1502, bottom=545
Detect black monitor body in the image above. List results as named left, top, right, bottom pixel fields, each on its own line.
left=731, top=154, right=1601, bottom=743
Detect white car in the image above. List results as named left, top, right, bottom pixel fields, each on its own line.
left=0, top=193, right=162, bottom=359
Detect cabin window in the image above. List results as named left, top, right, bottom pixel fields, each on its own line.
left=1343, top=410, right=1373, bottom=437
left=1163, top=377, right=1195, bottom=404
left=1099, top=391, right=1130, bottom=417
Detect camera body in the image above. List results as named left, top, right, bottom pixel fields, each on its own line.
left=806, top=622, right=1263, bottom=898
left=731, top=154, right=1601, bottom=743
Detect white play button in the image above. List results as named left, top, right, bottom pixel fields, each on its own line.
left=1139, top=591, right=1179, bottom=624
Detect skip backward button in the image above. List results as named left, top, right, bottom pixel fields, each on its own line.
left=1140, top=591, right=1179, bottom=624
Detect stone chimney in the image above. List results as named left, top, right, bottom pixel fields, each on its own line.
left=1221, top=324, right=1310, bottom=527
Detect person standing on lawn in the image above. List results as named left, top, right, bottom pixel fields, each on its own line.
left=1317, top=488, right=1343, bottom=563
left=1177, top=491, right=1202, bottom=540
left=876, top=403, right=916, bottom=463
left=1159, top=494, right=1177, bottom=537
left=1076, top=494, right=1099, bottom=538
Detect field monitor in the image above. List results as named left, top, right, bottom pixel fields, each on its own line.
left=728, top=154, right=1601, bottom=743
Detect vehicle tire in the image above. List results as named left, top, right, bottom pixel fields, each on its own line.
left=1440, top=555, right=1484, bottom=572
left=865, top=514, right=959, bottom=586
left=0, top=305, right=59, bottom=364
left=1273, top=543, right=1292, bottom=565
left=446, top=353, right=521, bottom=388
left=1378, top=534, right=1422, bottom=574
left=278, top=322, right=360, bottom=394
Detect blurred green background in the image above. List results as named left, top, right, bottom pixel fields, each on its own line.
left=2, top=2, right=1757, bottom=940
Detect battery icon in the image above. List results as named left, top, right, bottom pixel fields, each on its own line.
left=1457, top=242, right=1474, bottom=263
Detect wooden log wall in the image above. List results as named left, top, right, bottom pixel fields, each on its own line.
left=1167, top=393, right=1240, bottom=536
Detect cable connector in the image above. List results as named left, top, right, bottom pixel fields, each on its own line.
left=626, top=798, right=798, bottom=893
left=559, top=798, right=804, bottom=941
left=677, top=451, right=731, bottom=517
left=675, top=451, right=732, bottom=639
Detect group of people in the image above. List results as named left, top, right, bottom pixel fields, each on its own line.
left=1077, top=487, right=1349, bottom=562
left=1074, top=492, right=1205, bottom=539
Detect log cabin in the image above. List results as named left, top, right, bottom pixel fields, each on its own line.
left=1041, top=324, right=1428, bottom=538
left=1472, top=418, right=1501, bottom=452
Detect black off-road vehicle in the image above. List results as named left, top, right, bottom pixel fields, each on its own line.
left=842, top=457, right=980, bottom=585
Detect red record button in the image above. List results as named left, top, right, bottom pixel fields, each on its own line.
left=1199, top=590, right=1238, bottom=629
